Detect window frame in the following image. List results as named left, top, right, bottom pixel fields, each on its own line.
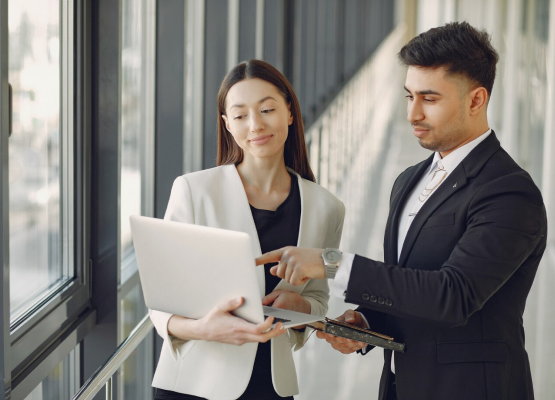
left=0, top=0, right=94, bottom=397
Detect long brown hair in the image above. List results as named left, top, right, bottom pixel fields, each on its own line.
left=216, top=59, right=316, bottom=182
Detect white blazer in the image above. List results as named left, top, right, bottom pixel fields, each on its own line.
left=150, top=165, right=345, bottom=400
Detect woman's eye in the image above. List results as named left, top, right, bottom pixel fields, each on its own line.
left=262, top=109, right=275, bottom=113
left=233, top=115, right=245, bottom=120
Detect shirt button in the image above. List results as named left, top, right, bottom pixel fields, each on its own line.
left=370, top=295, right=377, bottom=303
left=378, top=297, right=385, bottom=305
left=385, top=299, right=393, bottom=307
left=362, top=293, right=370, bottom=301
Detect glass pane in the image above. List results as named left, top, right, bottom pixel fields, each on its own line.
left=25, top=346, right=79, bottom=400
left=121, top=0, right=148, bottom=274
left=120, top=285, right=153, bottom=400
left=8, top=0, right=68, bottom=320
left=516, top=0, right=549, bottom=185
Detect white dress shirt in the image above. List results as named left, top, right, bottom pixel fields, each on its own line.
left=330, top=129, right=492, bottom=367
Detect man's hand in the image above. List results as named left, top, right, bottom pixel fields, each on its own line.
left=255, top=247, right=326, bottom=285
left=316, top=309, right=368, bottom=354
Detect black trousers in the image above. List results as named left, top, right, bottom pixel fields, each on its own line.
left=154, top=361, right=293, bottom=400
left=154, top=388, right=293, bottom=400
left=384, top=371, right=397, bottom=400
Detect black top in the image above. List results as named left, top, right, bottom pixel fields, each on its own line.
left=241, top=172, right=301, bottom=399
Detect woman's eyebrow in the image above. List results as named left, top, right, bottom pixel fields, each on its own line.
left=257, top=96, right=277, bottom=103
left=229, top=96, right=277, bottom=111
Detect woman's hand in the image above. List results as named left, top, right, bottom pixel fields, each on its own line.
left=168, top=297, right=286, bottom=346
left=262, top=290, right=311, bottom=329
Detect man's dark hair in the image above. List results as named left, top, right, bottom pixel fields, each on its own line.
left=398, top=22, right=499, bottom=96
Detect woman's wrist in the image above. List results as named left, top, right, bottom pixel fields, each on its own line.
left=168, top=315, right=203, bottom=341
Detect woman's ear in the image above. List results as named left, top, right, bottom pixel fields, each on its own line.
left=221, top=114, right=231, bottom=132
left=287, top=103, right=293, bottom=125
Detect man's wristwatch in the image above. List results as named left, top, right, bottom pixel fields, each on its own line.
left=322, top=248, right=343, bottom=279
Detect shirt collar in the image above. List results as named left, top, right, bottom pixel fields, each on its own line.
left=428, top=129, right=492, bottom=175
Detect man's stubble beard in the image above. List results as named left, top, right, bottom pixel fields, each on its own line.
left=416, top=112, right=466, bottom=154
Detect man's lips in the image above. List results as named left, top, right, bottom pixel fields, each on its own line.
left=413, top=127, right=430, bottom=138
left=250, top=135, right=272, bottom=145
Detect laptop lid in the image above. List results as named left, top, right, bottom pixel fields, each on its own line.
left=130, top=215, right=264, bottom=324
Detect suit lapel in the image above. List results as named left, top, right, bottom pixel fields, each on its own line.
left=386, top=155, right=434, bottom=264
left=397, top=132, right=501, bottom=267
left=397, top=166, right=468, bottom=266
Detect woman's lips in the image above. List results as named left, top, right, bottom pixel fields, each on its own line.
left=250, top=135, right=272, bottom=145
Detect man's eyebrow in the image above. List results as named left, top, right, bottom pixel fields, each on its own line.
left=229, top=96, right=278, bottom=111
left=404, top=86, right=441, bottom=96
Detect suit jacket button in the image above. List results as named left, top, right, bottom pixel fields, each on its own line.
left=378, top=297, right=385, bottom=305
left=370, top=295, right=377, bottom=302
left=362, top=293, right=370, bottom=301
left=385, top=299, right=393, bottom=307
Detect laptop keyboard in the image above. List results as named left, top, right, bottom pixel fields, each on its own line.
left=266, top=316, right=291, bottom=324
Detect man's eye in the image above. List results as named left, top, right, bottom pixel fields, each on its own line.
left=405, top=95, right=413, bottom=100
left=262, top=109, right=275, bottom=113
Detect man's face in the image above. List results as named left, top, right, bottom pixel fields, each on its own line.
left=404, top=66, right=470, bottom=155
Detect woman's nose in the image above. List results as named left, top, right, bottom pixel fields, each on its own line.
left=250, top=113, right=264, bottom=132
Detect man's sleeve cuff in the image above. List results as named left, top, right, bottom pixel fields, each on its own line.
left=329, top=252, right=355, bottom=298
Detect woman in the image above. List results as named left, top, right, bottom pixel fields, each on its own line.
left=151, top=60, right=345, bottom=400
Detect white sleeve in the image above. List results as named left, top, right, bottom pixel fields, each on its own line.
left=330, top=252, right=355, bottom=298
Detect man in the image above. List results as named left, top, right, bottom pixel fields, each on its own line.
left=256, top=22, right=547, bottom=400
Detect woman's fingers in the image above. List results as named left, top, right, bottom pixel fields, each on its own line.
left=216, top=297, right=243, bottom=312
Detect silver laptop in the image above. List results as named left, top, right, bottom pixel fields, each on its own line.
left=130, top=215, right=323, bottom=329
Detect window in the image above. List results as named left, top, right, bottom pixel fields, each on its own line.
left=2, top=2, right=94, bottom=398
left=118, top=0, right=156, bottom=397
left=8, top=0, right=74, bottom=323
left=120, top=0, right=155, bottom=282
left=24, top=347, right=79, bottom=400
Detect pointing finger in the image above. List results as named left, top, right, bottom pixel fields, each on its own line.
left=256, top=248, right=286, bottom=266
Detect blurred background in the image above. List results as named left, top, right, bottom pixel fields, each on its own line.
left=1, top=0, right=554, bottom=399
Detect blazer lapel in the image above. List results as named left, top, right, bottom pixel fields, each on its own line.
left=227, top=165, right=266, bottom=295
left=385, top=155, right=434, bottom=265
left=274, top=170, right=309, bottom=294
left=397, top=132, right=501, bottom=267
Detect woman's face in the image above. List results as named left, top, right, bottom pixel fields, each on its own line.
left=222, top=78, right=293, bottom=162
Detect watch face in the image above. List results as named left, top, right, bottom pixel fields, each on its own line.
left=324, top=249, right=342, bottom=263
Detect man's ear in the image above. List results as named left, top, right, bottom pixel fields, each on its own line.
left=468, top=87, right=488, bottom=116
left=221, top=114, right=231, bottom=132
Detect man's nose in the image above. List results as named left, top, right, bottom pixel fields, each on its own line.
left=407, top=99, right=424, bottom=123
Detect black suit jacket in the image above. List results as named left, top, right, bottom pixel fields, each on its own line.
left=346, top=132, right=547, bottom=400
